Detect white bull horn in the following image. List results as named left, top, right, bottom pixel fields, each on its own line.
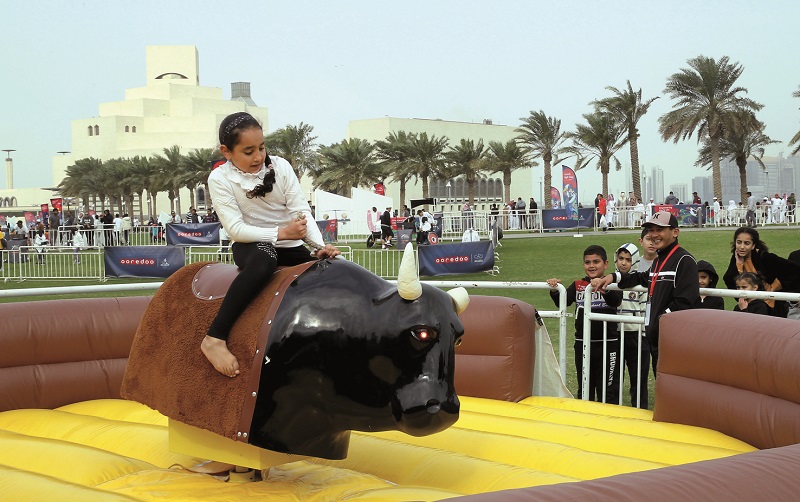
left=447, top=287, right=469, bottom=315
left=397, top=243, right=422, bottom=301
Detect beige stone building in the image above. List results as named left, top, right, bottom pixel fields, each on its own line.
left=50, top=45, right=268, bottom=219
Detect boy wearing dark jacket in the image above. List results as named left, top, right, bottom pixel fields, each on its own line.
left=695, top=260, right=725, bottom=310
left=548, top=245, right=623, bottom=404
left=591, top=212, right=699, bottom=377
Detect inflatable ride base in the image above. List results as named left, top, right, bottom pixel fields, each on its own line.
left=169, top=419, right=306, bottom=471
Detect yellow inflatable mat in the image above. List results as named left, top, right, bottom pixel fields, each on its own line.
left=0, top=397, right=755, bottom=500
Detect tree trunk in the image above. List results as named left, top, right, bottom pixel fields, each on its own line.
left=176, top=192, right=182, bottom=217
left=136, top=192, right=145, bottom=222
left=399, top=178, right=407, bottom=212
left=629, top=128, right=642, bottom=201
left=204, top=182, right=212, bottom=209
left=189, top=189, right=196, bottom=209
left=504, top=170, right=512, bottom=204
left=737, top=155, right=748, bottom=206
left=544, top=159, right=552, bottom=209
left=422, top=173, right=429, bottom=211
left=711, top=136, right=723, bottom=201
left=468, top=180, right=476, bottom=206
left=602, top=162, right=609, bottom=197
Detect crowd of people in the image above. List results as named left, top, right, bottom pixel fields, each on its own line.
left=547, top=211, right=800, bottom=408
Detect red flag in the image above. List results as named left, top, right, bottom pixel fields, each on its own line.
left=374, top=183, right=385, bottom=196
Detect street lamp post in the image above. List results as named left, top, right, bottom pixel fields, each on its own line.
left=2, top=149, right=15, bottom=191
left=446, top=181, right=452, bottom=207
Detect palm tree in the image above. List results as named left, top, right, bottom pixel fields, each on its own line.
left=594, top=81, right=658, bottom=201
left=790, top=85, right=800, bottom=156
left=567, top=111, right=627, bottom=197
left=58, top=157, right=103, bottom=211
left=375, top=131, right=416, bottom=209
left=315, top=139, right=380, bottom=197
left=181, top=148, right=217, bottom=209
left=407, top=132, right=449, bottom=205
left=516, top=111, right=570, bottom=208
left=697, top=112, right=779, bottom=204
left=126, top=156, right=153, bottom=222
left=152, top=145, right=185, bottom=215
left=264, top=122, right=318, bottom=180
left=444, top=139, right=486, bottom=206
left=104, top=157, right=132, bottom=215
left=485, top=140, right=535, bottom=204
left=659, top=55, right=763, bottom=200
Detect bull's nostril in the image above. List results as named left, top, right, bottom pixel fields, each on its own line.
left=426, top=399, right=441, bottom=413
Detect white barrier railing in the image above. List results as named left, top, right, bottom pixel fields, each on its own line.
left=580, top=284, right=800, bottom=406
left=1, top=246, right=105, bottom=282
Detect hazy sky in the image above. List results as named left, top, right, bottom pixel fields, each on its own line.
left=2, top=0, right=799, bottom=200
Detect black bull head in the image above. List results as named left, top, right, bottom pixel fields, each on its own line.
left=249, top=252, right=468, bottom=459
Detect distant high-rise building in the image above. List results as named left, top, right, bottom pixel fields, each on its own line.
left=692, top=176, right=712, bottom=203
left=650, top=167, right=664, bottom=203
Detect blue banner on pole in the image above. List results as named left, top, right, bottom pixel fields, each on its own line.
left=541, top=208, right=595, bottom=229
left=165, top=223, right=220, bottom=246
left=104, top=246, right=186, bottom=278
left=418, top=241, right=495, bottom=277
left=395, top=229, right=413, bottom=249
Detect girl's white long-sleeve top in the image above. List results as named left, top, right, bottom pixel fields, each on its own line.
left=208, top=156, right=324, bottom=249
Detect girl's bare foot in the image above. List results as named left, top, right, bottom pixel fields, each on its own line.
left=201, top=336, right=240, bottom=377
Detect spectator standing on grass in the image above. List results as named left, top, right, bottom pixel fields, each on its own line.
left=529, top=198, right=538, bottom=230
left=745, top=192, right=756, bottom=226
left=722, top=227, right=800, bottom=318
left=113, top=213, right=122, bottom=246
left=121, top=213, right=133, bottom=245
left=664, top=192, right=679, bottom=205
left=48, top=209, right=60, bottom=243
left=594, top=194, right=602, bottom=227
left=732, top=272, right=772, bottom=316
left=101, top=210, right=115, bottom=246
left=694, top=260, right=725, bottom=310
left=548, top=245, right=622, bottom=404
left=516, top=197, right=526, bottom=229
left=614, top=243, right=650, bottom=409
left=591, top=211, right=699, bottom=377
left=597, top=194, right=607, bottom=231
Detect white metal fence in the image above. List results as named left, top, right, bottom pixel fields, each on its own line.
left=580, top=284, right=800, bottom=406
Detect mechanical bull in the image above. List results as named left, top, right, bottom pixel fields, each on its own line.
left=121, top=244, right=468, bottom=461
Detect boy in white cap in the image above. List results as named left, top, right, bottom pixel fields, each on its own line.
left=614, top=243, right=650, bottom=408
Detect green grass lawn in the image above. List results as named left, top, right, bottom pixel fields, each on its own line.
left=2, top=226, right=797, bottom=408
left=435, top=226, right=799, bottom=408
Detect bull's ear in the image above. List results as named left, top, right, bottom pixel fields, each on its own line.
left=447, top=287, right=469, bottom=315
left=397, top=243, right=422, bottom=301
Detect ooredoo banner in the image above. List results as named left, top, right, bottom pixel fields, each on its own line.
left=418, top=241, right=495, bottom=277
left=104, top=246, right=185, bottom=278
left=542, top=208, right=596, bottom=229
left=165, top=222, right=220, bottom=246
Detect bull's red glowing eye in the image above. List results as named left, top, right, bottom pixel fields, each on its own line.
left=410, top=326, right=439, bottom=343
